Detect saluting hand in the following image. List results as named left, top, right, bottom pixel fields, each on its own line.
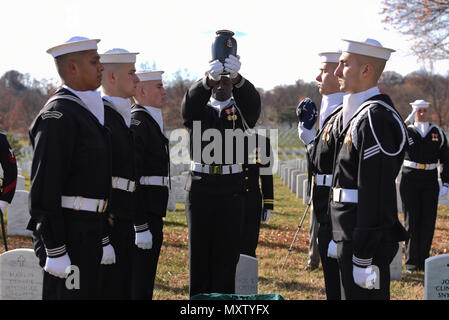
left=296, top=98, right=318, bottom=130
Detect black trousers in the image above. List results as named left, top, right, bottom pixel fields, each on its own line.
left=186, top=190, right=243, bottom=298
left=317, top=223, right=341, bottom=300
left=36, top=214, right=104, bottom=300
left=100, top=217, right=134, bottom=299
left=131, top=214, right=164, bottom=300
left=336, top=240, right=398, bottom=300
left=400, top=176, right=439, bottom=270
left=240, top=190, right=262, bottom=258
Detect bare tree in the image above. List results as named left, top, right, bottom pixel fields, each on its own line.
left=381, top=0, right=449, bottom=61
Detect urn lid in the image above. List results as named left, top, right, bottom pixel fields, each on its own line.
left=216, top=30, right=235, bottom=36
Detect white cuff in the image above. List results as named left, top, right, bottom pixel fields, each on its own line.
left=297, top=123, right=316, bottom=145
left=352, top=255, right=373, bottom=267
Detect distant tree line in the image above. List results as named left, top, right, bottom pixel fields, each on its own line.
left=1, top=68, right=449, bottom=138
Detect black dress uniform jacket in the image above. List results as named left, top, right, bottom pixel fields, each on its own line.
left=102, top=101, right=144, bottom=299
left=0, top=133, right=18, bottom=204
left=400, top=123, right=449, bottom=271
left=104, top=101, right=145, bottom=224
left=330, top=94, right=409, bottom=300
left=402, top=124, right=449, bottom=182
left=330, top=94, right=408, bottom=260
left=307, top=105, right=342, bottom=224
left=306, top=105, right=343, bottom=300
left=241, top=134, right=273, bottom=257
left=181, top=77, right=261, bottom=297
left=27, top=87, right=112, bottom=299
left=182, top=77, right=261, bottom=194
left=130, top=104, right=170, bottom=299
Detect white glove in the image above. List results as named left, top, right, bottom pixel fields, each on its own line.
left=439, top=185, right=448, bottom=197
left=405, top=108, right=417, bottom=123
left=207, top=59, right=224, bottom=81
left=44, top=253, right=71, bottom=279
left=0, top=200, right=8, bottom=213
left=327, top=240, right=338, bottom=259
left=101, top=244, right=116, bottom=265
left=297, top=123, right=316, bottom=145
left=135, top=230, right=153, bottom=250
left=353, top=264, right=377, bottom=290
left=261, top=209, right=271, bottom=223
left=224, top=55, right=241, bottom=79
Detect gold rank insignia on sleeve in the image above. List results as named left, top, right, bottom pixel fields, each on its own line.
left=41, top=111, right=63, bottom=120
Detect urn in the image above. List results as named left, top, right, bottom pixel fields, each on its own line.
left=211, top=30, right=237, bottom=69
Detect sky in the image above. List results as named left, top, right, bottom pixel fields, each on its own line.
left=1, top=0, right=448, bottom=91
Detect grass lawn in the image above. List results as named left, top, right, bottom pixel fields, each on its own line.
left=3, top=173, right=448, bottom=300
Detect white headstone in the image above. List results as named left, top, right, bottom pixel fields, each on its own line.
left=290, top=170, right=301, bottom=194
left=16, top=175, right=25, bottom=191
left=390, top=242, right=402, bottom=281
left=7, top=190, right=32, bottom=237
left=235, top=254, right=258, bottom=295
left=167, top=192, right=176, bottom=212
left=424, top=254, right=449, bottom=300
left=302, top=179, right=310, bottom=204
left=295, top=174, right=307, bottom=199
left=0, top=249, right=43, bottom=300
left=170, top=175, right=188, bottom=204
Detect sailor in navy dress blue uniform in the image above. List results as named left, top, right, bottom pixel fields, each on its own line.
left=241, top=133, right=274, bottom=258
left=0, top=133, right=18, bottom=219
left=297, top=50, right=345, bottom=300
left=181, top=55, right=261, bottom=297
left=27, top=37, right=114, bottom=300
left=400, top=99, right=449, bottom=272
left=100, top=48, right=149, bottom=299
left=131, top=70, right=169, bottom=299
left=329, top=38, right=408, bottom=300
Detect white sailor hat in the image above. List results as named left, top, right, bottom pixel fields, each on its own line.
left=318, top=51, right=341, bottom=63
left=341, top=38, right=395, bottom=60
left=410, top=99, right=430, bottom=109
left=100, top=48, right=139, bottom=63
left=47, top=36, right=100, bottom=58
left=136, top=70, right=164, bottom=82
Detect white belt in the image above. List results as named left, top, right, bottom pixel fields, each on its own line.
left=315, top=174, right=333, bottom=187
left=112, top=176, right=136, bottom=192
left=403, top=160, right=438, bottom=170
left=139, top=176, right=169, bottom=187
left=332, top=188, right=358, bottom=203
left=190, top=162, right=243, bottom=175
left=61, top=196, right=108, bottom=213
